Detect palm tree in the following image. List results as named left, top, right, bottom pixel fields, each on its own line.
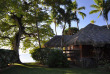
left=50, top=8, right=60, bottom=35
left=89, top=0, right=110, bottom=29
left=57, top=7, right=78, bottom=48
left=103, top=0, right=110, bottom=28
left=72, top=0, right=86, bottom=30
left=57, top=7, right=72, bottom=49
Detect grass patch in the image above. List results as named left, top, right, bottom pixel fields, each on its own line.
left=1, top=63, right=110, bottom=74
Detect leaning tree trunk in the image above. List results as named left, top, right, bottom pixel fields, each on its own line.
left=105, top=19, right=109, bottom=29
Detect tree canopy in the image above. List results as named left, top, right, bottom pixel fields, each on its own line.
left=0, top=0, right=55, bottom=62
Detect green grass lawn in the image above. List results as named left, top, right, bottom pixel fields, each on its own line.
left=1, top=63, right=110, bottom=74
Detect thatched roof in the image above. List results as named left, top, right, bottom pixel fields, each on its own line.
left=45, top=23, right=110, bottom=47
left=66, top=23, right=110, bottom=47
left=44, top=35, right=73, bottom=47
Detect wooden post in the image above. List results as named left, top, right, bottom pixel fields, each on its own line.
left=80, top=45, right=82, bottom=58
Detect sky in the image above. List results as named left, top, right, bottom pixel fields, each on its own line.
left=51, top=0, right=110, bottom=35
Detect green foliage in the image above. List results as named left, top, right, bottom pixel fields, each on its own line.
left=0, top=49, right=18, bottom=68
left=64, top=27, right=79, bottom=35
left=0, top=0, right=54, bottom=52
left=72, top=0, right=86, bottom=20
left=89, top=10, right=100, bottom=14
left=98, top=63, right=110, bottom=72
left=71, top=0, right=86, bottom=29
left=47, top=49, right=69, bottom=68
left=90, top=20, right=96, bottom=24
left=89, top=0, right=110, bottom=29
left=30, top=48, right=50, bottom=64
left=44, top=0, right=72, bottom=6
left=89, top=0, right=110, bottom=21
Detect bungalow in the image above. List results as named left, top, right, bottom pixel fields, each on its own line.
left=45, top=23, right=110, bottom=68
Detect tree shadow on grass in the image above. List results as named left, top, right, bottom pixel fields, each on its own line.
left=1, top=63, right=110, bottom=74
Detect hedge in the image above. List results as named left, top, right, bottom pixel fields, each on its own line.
left=31, top=48, right=50, bottom=64
left=0, top=49, right=18, bottom=68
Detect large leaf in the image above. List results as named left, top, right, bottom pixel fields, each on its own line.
left=89, top=10, right=100, bottom=14
left=94, top=0, right=103, bottom=6
left=72, top=0, right=78, bottom=10
left=78, top=12, right=86, bottom=19
left=90, top=4, right=100, bottom=9
left=98, top=11, right=102, bottom=18
left=77, top=7, right=85, bottom=10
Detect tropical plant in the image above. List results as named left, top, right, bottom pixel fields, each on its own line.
left=44, top=0, right=72, bottom=35
left=50, top=7, right=61, bottom=35
left=72, top=0, right=86, bottom=30
left=89, top=0, right=110, bottom=29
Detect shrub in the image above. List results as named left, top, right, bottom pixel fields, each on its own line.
left=0, top=49, right=18, bottom=68
left=98, top=63, right=110, bottom=72
left=31, top=48, right=50, bottom=64
left=47, top=49, right=69, bottom=68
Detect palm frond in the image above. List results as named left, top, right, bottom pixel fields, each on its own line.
left=94, top=0, right=103, bottom=6
left=57, top=8, right=65, bottom=16
left=90, top=4, right=100, bottom=9
left=78, top=12, right=86, bottom=19
left=98, top=11, right=102, bottom=18
left=77, top=7, right=85, bottom=10
left=89, top=10, right=100, bottom=14
left=93, top=0, right=99, bottom=5
left=72, top=0, right=78, bottom=10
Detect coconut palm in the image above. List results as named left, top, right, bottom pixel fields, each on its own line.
left=72, top=0, right=86, bottom=30
left=103, top=0, right=110, bottom=28
left=89, top=0, right=110, bottom=29
left=50, top=8, right=61, bottom=35
left=56, top=7, right=74, bottom=48
left=66, top=4, right=79, bottom=29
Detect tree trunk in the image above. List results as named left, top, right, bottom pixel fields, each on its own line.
left=77, top=21, right=79, bottom=30
left=12, top=15, right=24, bottom=63
left=54, top=19, right=57, bottom=35
left=105, top=19, right=109, bottom=29
left=61, top=22, right=66, bottom=49
left=36, top=22, right=41, bottom=48
left=69, top=22, right=71, bottom=29
left=35, top=8, right=41, bottom=48
left=68, top=23, right=71, bottom=35
left=12, top=32, right=22, bottom=63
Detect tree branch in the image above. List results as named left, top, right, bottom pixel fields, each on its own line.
left=9, top=25, right=16, bottom=28
left=0, top=35, right=10, bottom=39
left=23, top=31, right=37, bottom=37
